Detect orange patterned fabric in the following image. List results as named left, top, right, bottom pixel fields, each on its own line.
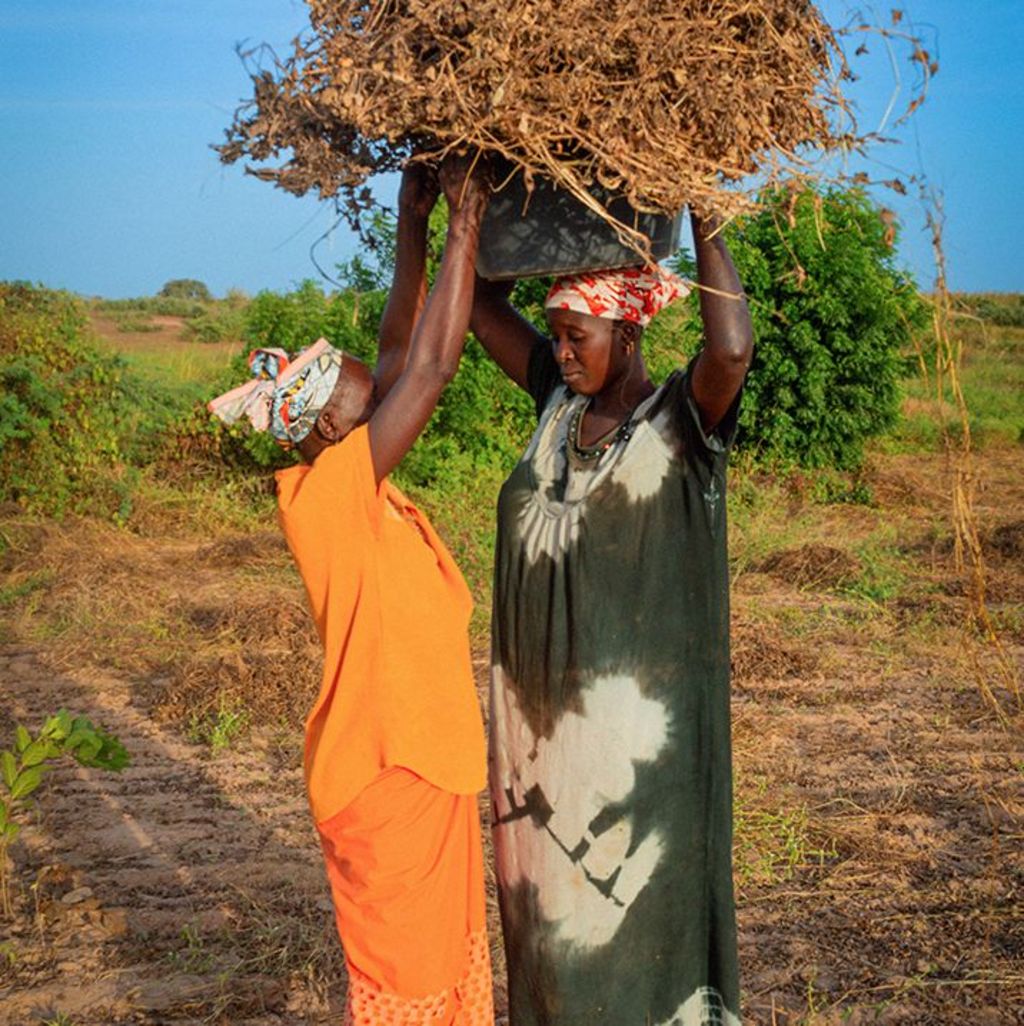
left=318, top=766, right=494, bottom=1025
left=344, top=930, right=493, bottom=1026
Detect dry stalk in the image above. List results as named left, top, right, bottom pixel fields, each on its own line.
left=218, top=2, right=933, bottom=250
left=921, top=195, right=1022, bottom=727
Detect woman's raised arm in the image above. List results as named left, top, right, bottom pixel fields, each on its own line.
left=469, top=275, right=547, bottom=391
left=367, top=157, right=488, bottom=482
left=688, top=211, right=754, bottom=431
left=373, top=165, right=439, bottom=401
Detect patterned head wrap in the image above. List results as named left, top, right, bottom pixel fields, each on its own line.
left=544, top=266, right=690, bottom=328
left=208, top=338, right=344, bottom=448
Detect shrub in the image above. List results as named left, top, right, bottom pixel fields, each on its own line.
left=94, top=295, right=206, bottom=319
left=182, top=304, right=247, bottom=344
left=0, top=283, right=204, bottom=518
left=159, top=278, right=212, bottom=302
left=671, top=184, right=928, bottom=469
left=244, top=279, right=378, bottom=359
left=0, top=710, right=129, bottom=916
left=0, top=284, right=126, bottom=515
left=957, top=293, right=1024, bottom=329
left=112, top=311, right=161, bottom=333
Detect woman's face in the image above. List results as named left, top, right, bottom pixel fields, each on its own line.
left=298, top=358, right=378, bottom=461
left=547, top=308, right=629, bottom=396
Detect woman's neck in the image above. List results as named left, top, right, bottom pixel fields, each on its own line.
left=576, top=366, right=655, bottom=448
left=590, top=367, right=655, bottom=422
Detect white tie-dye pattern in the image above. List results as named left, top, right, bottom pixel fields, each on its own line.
left=610, top=421, right=673, bottom=502
left=656, top=987, right=742, bottom=1026
left=515, top=498, right=583, bottom=564
left=514, top=390, right=676, bottom=565
left=491, top=668, right=670, bottom=950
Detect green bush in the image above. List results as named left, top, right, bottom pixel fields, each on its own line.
left=0, top=283, right=205, bottom=518
left=243, top=279, right=380, bottom=361
left=94, top=295, right=206, bottom=319
left=112, top=311, right=160, bottom=333
left=670, top=184, right=928, bottom=469
left=182, top=304, right=247, bottom=344
left=159, top=278, right=212, bottom=303
left=957, top=293, right=1024, bottom=328
left=0, top=284, right=126, bottom=515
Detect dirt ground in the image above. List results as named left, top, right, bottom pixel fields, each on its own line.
left=1, top=443, right=1022, bottom=1025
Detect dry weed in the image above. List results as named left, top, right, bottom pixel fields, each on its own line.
left=225, top=881, right=346, bottom=1010
left=219, top=2, right=933, bottom=242
left=757, top=543, right=861, bottom=591
left=162, top=591, right=322, bottom=730
left=731, top=617, right=819, bottom=684
left=0, top=513, right=320, bottom=733
left=919, top=200, right=1023, bottom=725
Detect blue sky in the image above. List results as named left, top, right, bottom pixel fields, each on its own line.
left=1, top=1, right=1021, bottom=298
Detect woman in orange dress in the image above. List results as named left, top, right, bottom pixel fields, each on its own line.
left=210, top=159, right=493, bottom=1026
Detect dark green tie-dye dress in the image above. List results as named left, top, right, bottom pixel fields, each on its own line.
left=489, top=345, right=742, bottom=1026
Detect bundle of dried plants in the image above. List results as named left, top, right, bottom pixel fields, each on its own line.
left=218, top=1, right=930, bottom=247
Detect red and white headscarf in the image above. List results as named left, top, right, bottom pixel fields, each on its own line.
left=544, top=266, right=690, bottom=328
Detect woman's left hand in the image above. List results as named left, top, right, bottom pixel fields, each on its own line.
left=440, top=152, right=490, bottom=217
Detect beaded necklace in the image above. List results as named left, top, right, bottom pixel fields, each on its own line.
left=566, top=398, right=635, bottom=468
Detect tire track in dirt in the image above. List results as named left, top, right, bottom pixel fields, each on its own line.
left=0, top=646, right=344, bottom=1025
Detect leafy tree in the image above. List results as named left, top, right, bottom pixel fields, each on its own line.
left=671, top=184, right=928, bottom=469
left=158, top=278, right=212, bottom=302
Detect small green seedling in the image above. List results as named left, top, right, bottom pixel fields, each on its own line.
left=0, top=710, right=129, bottom=916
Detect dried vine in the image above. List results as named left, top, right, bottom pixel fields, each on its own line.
left=922, top=196, right=1022, bottom=727
left=218, top=2, right=929, bottom=247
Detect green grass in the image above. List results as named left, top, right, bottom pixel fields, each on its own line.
left=89, top=329, right=240, bottom=390
left=726, top=467, right=810, bottom=579
left=960, top=329, right=1024, bottom=444
left=0, top=571, right=54, bottom=609
left=733, top=772, right=836, bottom=887
left=843, top=534, right=906, bottom=605
left=890, top=323, right=1024, bottom=452
left=188, top=700, right=249, bottom=752
left=165, top=921, right=215, bottom=974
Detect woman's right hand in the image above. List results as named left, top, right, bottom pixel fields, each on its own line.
left=398, top=162, right=440, bottom=219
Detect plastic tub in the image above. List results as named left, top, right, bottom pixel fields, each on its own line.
left=476, top=165, right=681, bottom=281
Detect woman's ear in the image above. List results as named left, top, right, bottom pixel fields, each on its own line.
left=616, top=321, right=642, bottom=355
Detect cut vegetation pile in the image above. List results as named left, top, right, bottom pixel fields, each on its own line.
left=220, top=0, right=877, bottom=234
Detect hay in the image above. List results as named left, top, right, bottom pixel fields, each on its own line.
left=731, top=618, right=818, bottom=684
left=161, top=595, right=322, bottom=729
left=758, top=543, right=861, bottom=591
left=219, top=0, right=873, bottom=240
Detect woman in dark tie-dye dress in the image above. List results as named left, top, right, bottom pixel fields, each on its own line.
left=470, top=211, right=753, bottom=1026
